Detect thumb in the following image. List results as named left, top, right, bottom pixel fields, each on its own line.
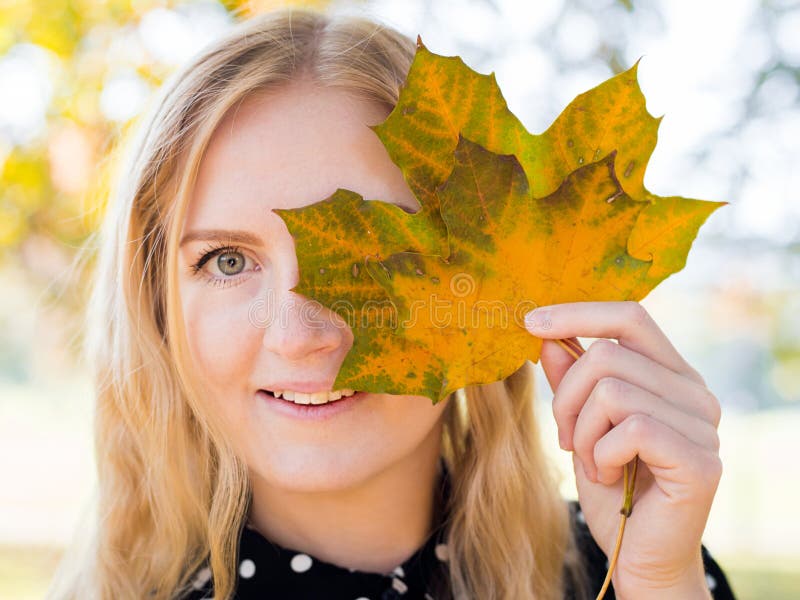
left=539, top=337, right=584, bottom=393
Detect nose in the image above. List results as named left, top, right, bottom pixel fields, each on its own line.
left=256, top=219, right=353, bottom=360
left=257, top=287, right=350, bottom=361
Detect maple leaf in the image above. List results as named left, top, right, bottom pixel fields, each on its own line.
left=273, top=39, right=728, bottom=403
left=372, top=38, right=727, bottom=298
left=365, top=136, right=652, bottom=402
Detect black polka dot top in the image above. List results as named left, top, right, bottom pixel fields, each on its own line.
left=182, top=459, right=737, bottom=600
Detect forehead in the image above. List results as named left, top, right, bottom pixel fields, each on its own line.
left=183, top=80, right=418, bottom=233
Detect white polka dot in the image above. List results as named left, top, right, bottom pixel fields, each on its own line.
left=192, top=566, right=211, bottom=589
left=393, top=565, right=405, bottom=578
left=392, top=577, right=409, bottom=594
left=354, top=597, right=371, bottom=600
left=435, top=543, right=449, bottom=562
left=604, top=559, right=609, bottom=570
left=290, top=553, right=313, bottom=573
left=706, top=572, right=717, bottom=590
left=576, top=509, right=586, bottom=524
left=425, top=594, right=435, bottom=600
left=238, top=558, right=256, bottom=579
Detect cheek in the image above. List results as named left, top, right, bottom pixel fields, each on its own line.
left=180, top=284, right=261, bottom=388
left=375, top=395, right=449, bottom=449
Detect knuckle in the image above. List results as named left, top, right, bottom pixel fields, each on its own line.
left=688, top=364, right=708, bottom=387
left=709, top=429, right=721, bottom=453
left=704, top=388, right=722, bottom=427
left=698, top=420, right=721, bottom=452
left=586, top=339, right=618, bottom=365
left=624, top=413, right=651, bottom=439
left=710, top=454, right=724, bottom=479
left=693, top=383, right=721, bottom=426
left=595, top=376, right=625, bottom=406
left=686, top=449, right=723, bottom=489
left=699, top=451, right=723, bottom=485
left=624, top=300, right=651, bottom=328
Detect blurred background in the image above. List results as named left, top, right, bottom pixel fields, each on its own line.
left=1, top=0, right=797, bottom=597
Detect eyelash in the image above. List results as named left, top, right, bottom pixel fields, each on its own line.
left=190, top=242, right=259, bottom=289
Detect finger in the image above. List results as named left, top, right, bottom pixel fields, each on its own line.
left=525, top=300, right=706, bottom=386
left=540, top=336, right=585, bottom=393
left=552, top=339, right=721, bottom=450
left=572, top=376, right=721, bottom=480
left=593, top=413, right=723, bottom=498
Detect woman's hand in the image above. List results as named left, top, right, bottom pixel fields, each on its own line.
left=524, top=300, right=722, bottom=599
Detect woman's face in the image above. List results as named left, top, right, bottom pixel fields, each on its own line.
left=177, top=79, right=449, bottom=492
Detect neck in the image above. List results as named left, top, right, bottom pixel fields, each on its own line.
left=246, top=427, right=444, bottom=574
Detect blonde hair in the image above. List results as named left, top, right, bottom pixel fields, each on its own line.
left=47, top=7, right=590, bottom=600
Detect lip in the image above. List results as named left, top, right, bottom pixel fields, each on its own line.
left=256, top=389, right=369, bottom=420
left=260, top=381, right=339, bottom=393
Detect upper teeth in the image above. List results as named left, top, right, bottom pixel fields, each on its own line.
left=270, top=389, right=357, bottom=404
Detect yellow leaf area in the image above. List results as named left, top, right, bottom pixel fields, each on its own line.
left=273, top=38, right=728, bottom=404
left=367, top=138, right=651, bottom=402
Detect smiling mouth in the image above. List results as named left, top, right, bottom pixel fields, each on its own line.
left=260, top=388, right=360, bottom=405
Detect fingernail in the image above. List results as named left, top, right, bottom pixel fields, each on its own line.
left=524, top=307, right=552, bottom=331
left=584, top=464, right=596, bottom=482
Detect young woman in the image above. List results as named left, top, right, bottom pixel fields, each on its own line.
left=47, top=7, right=736, bottom=600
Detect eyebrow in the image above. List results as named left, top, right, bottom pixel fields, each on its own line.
left=179, top=229, right=264, bottom=247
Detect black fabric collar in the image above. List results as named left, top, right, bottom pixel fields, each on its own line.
left=227, top=459, right=454, bottom=600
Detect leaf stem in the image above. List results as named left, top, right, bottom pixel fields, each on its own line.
left=554, top=338, right=639, bottom=600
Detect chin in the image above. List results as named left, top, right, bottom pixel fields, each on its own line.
left=250, top=447, right=385, bottom=493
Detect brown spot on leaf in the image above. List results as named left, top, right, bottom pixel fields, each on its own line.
left=624, top=160, right=635, bottom=178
